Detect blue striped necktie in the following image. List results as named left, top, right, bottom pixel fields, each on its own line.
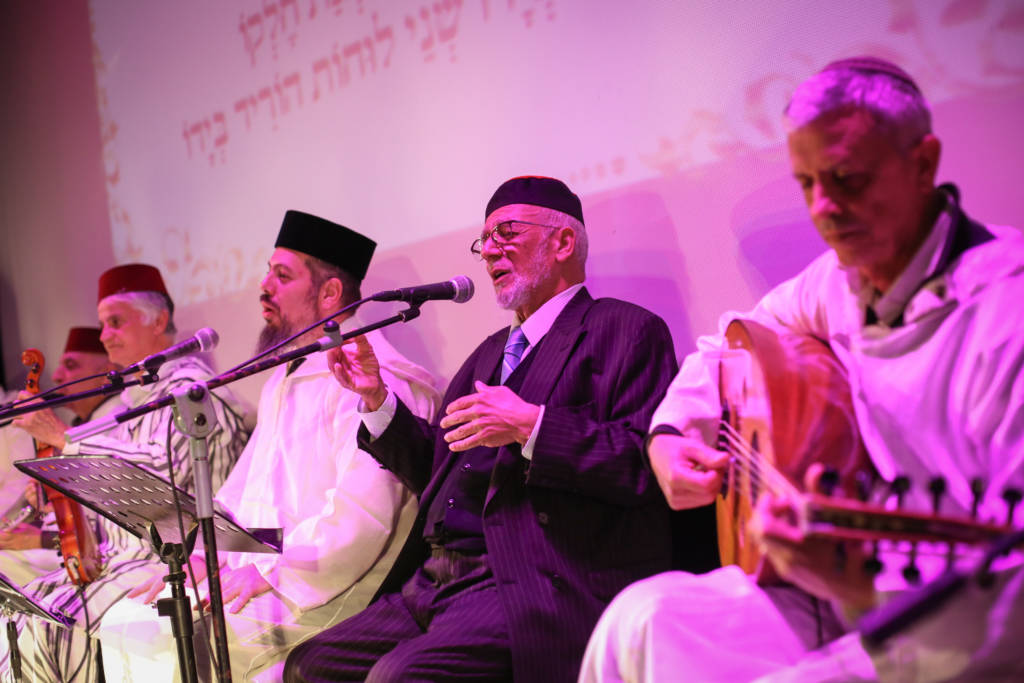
left=500, top=326, right=529, bottom=384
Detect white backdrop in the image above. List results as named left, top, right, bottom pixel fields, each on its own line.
left=0, top=0, right=1011, bottom=406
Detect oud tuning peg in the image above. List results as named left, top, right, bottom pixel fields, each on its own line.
left=902, top=556, right=921, bottom=585
left=819, top=467, right=840, bottom=497
left=970, top=477, right=986, bottom=518
left=928, top=477, right=947, bottom=514
left=863, top=545, right=884, bottom=577
left=855, top=471, right=874, bottom=502
left=890, top=476, right=911, bottom=508
left=1002, top=488, right=1022, bottom=525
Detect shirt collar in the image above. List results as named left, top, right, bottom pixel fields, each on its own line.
left=851, top=194, right=956, bottom=327
left=514, top=282, right=584, bottom=348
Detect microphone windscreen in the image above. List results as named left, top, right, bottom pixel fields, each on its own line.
left=451, top=276, right=474, bottom=304
left=196, top=327, right=220, bottom=351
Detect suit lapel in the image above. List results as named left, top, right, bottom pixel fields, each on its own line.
left=485, top=288, right=594, bottom=508
left=515, top=288, right=592, bottom=405
left=474, top=330, right=507, bottom=386
left=420, top=331, right=508, bottom=512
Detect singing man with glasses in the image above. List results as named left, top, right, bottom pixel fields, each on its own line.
left=284, top=175, right=716, bottom=683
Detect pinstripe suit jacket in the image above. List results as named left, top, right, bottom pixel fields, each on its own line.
left=360, top=288, right=680, bottom=682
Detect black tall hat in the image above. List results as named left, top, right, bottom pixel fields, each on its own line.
left=274, top=210, right=377, bottom=281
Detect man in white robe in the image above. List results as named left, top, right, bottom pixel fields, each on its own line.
left=580, top=57, right=1024, bottom=682
left=0, top=327, right=118, bottom=587
left=111, top=210, right=440, bottom=681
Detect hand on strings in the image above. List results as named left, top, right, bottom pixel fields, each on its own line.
left=647, top=432, right=729, bottom=510
left=327, top=334, right=388, bottom=411
left=0, top=523, right=42, bottom=550
left=12, top=391, right=69, bottom=449
left=749, top=463, right=877, bottom=612
left=440, top=381, right=541, bottom=452
left=215, top=563, right=273, bottom=614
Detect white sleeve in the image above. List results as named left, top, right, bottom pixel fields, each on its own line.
left=652, top=254, right=837, bottom=443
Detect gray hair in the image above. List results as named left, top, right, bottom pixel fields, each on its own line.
left=784, top=65, right=932, bottom=152
left=102, top=291, right=177, bottom=335
left=566, top=215, right=588, bottom=268
left=524, top=206, right=588, bottom=269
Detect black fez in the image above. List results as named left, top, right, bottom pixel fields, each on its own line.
left=274, top=210, right=377, bottom=281
left=485, top=176, right=584, bottom=225
left=822, top=56, right=922, bottom=94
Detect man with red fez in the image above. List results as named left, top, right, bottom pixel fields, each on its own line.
left=6, top=264, right=251, bottom=681
left=284, top=176, right=705, bottom=682
left=117, top=211, right=440, bottom=680
left=579, top=58, right=1024, bottom=681
left=0, top=327, right=118, bottom=585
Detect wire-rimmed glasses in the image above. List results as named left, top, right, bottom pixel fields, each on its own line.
left=469, top=220, right=557, bottom=259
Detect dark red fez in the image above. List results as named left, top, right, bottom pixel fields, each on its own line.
left=97, top=264, right=171, bottom=304
left=486, top=176, right=584, bottom=225
left=821, top=56, right=922, bottom=94
left=64, top=327, right=106, bottom=355
left=274, top=210, right=377, bottom=281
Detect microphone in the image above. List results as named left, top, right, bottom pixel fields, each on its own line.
left=121, top=327, right=220, bottom=374
left=371, top=276, right=475, bottom=304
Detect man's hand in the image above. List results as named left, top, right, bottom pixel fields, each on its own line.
left=217, top=563, right=273, bottom=614
left=0, top=523, right=43, bottom=550
left=440, top=381, right=541, bottom=452
left=23, top=482, right=53, bottom=513
left=12, top=392, right=69, bottom=449
left=749, top=466, right=878, bottom=613
left=126, top=555, right=209, bottom=604
left=327, top=335, right=387, bottom=411
left=647, top=432, right=729, bottom=510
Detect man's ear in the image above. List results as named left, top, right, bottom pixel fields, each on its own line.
left=913, top=134, right=941, bottom=193
left=154, top=308, right=170, bottom=335
left=319, top=277, right=343, bottom=312
left=553, top=226, right=577, bottom=263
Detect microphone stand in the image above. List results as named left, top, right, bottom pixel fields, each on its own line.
left=64, top=304, right=423, bottom=681
left=0, top=371, right=157, bottom=424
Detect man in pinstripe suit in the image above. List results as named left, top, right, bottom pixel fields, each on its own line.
left=284, top=176, right=710, bottom=682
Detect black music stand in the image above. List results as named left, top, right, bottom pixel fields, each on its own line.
left=0, top=568, right=74, bottom=683
left=15, top=455, right=282, bottom=683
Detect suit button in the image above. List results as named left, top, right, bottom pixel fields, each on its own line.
left=462, top=463, right=472, bottom=471
left=550, top=573, right=567, bottom=591
left=447, top=497, right=455, bottom=508
left=537, top=512, right=549, bottom=525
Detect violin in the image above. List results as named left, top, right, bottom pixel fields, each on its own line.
left=20, top=349, right=102, bottom=585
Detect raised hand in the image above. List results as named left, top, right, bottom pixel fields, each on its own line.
left=327, top=335, right=387, bottom=411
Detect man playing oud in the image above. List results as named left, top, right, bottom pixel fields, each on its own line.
left=581, top=57, right=1024, bottom=681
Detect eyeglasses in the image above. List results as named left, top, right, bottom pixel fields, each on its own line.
left=469, top=220, right=557, bottom=259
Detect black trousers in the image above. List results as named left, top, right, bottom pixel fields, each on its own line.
left=284, top=549, right=513, bottom=683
